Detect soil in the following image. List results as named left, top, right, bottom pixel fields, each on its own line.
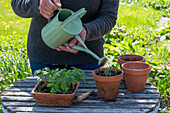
left=35, top=81, right=76, bottom=94
left=95, top=71, right=121, bottom=77
left=125, top=65, right=148, bottom=69
left=122, top=56, right=143, bottom=61
left=122, top=58, right=139, bottom=61
left=38, top=86, right=51, bottom=93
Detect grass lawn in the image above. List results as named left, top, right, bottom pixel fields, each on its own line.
left=0, top=0, right=31, bottom=37
left=117, top=4, right=162, bottom=30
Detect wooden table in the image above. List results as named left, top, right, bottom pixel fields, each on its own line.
left=1, top=70, right=160, bottom=113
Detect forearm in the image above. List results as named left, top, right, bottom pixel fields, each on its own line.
left=11, top=0, right=40, bottom=18
left=84, top=0, right=119, bottom=41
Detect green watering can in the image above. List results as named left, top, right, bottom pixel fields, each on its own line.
left=41, top=4, right=107, bottom=66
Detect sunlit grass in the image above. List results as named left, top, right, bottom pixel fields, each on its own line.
left=117, top=4, right=163, bottom=30
left=0, top=0, right=31, bottom=37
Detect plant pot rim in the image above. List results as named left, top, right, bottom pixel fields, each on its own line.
left=31, top=80, right=80, bottom=96
left=118, top=54, right=146, bottom=62
left=92, top=68, right=123, bottom=82
left=122, top=61, right=151, bottom=72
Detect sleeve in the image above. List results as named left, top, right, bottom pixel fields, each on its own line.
left=11, top=0, right=40, bottom=18
left=84, top=0, right=119, bottom=41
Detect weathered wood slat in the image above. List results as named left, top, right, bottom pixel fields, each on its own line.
left=7, top=106, right=150, bottom=113
left=16, top=79, right=38, bottom=83
left=24, top=76, right=40, bottom=80
left=1, top=92, right=160, bottom=103
left=4, top=87, right=33, bottom=92
left=5, top=104, right=156, bottom=110
left=9, top=81, right=156, bottom=90
left=2, top=98, right=159, bottom=108
left=1, top=92, right=160, bottom=101
left=2, top=89, right=159, bottom=97
left=18, top=77, right=94, bottom=81
left=14, top=77, right=152, bottom=85
left=1, top=95, right=159, bottom=103
left=76, top=88, right=159, bottom=94
left=13, top=78, right=152, bottom=84
left=2, top=102, right=36, bottom=108
left=2, top=98, right=160, bottom=105
left=1, top=96, right=35, bottom=102
left=73, top=99, right=160, bottom=105
left=1, top=91, right=32, bottom=96
left=4, top=87, right=159, bottom=94
left=76, top=93, right=160, bottom=99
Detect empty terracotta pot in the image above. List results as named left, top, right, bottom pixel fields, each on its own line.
left=122, top=62, right=151, bottom=92
left=31, top=80, right=80, bottom=106
left=92, top=68, right=123, bottom=100
left=118, top=54, right=146, bottom=69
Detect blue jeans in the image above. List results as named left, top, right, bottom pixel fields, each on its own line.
left=29, top=60, right=100, bottom=75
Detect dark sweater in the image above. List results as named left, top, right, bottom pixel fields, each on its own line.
left=11, top=0, right=119, bottom=65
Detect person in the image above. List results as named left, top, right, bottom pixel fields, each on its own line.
left=11, top=0, right=119, bottom=73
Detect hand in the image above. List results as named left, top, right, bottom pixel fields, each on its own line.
left=56, top=26, right=87, bottom=54
left=39, top=0, right=61, bottom=19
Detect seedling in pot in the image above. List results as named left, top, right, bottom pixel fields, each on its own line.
left=33, top=67, right=86, bottom=95
left=111, top=63, right=122, bottom=75
left=97, top=63, right=121, bottom=77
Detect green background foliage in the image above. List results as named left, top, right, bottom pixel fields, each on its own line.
left=120, top=0, right=170, bottom=17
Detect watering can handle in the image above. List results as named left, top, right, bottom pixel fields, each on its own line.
left=60, top=8, right=87, bottom=28
left=53, top=3, right=62, bottom=11
left=63, top=35, right=87, bottom=49
left=75, top=35, right=87, bottom=49
left=48, top=3, right=62, bottom=22
left=64, top=43, right=87, bottom=52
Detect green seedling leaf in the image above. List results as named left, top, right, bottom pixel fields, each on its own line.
left=33, top=69, right=41, bottom=76
left=50, top=87, right=54, bottom=96
left=47, top=83, right=54, bottom=88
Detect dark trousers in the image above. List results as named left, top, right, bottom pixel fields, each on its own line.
left=29, top=60, right=100, bottom=74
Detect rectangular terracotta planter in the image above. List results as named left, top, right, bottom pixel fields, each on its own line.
left=31, top=80, right=80, bottom=107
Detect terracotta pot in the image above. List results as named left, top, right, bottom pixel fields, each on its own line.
left=92, top=68, right=123, bottom=100
left=118, top=54, right=146, bottom=69
left=31, top=80, right=80, bottom=106
left=122, top=62, right=151, bottom=92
